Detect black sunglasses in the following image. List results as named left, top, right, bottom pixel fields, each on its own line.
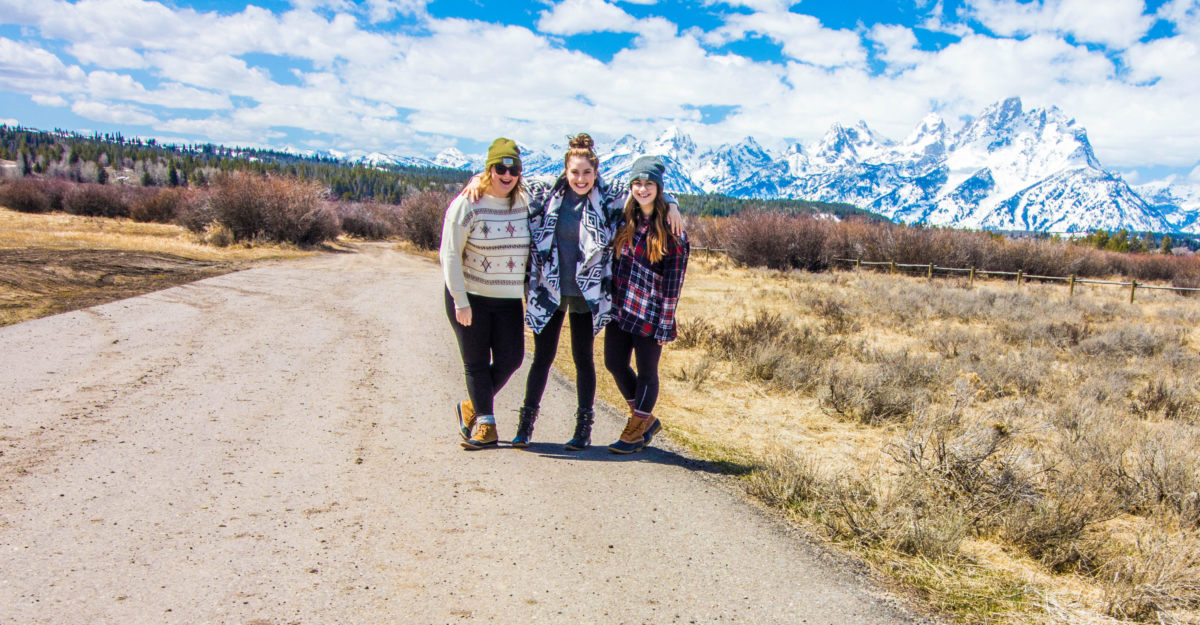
left=492, top=164, right=522, bottom=176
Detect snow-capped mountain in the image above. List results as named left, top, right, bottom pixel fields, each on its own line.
left=354, top=98, right=1199, bottom=233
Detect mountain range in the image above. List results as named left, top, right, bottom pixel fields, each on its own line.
left=353, top=98, right=1200, bottom=235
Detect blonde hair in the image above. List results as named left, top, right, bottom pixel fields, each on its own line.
left=478, top=166, right=526, bottom=208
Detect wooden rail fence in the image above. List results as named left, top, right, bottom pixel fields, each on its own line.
left=834, top=258, right=1200, bottom=303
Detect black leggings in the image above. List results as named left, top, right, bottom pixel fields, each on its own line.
left=524, top=309, right=595, bottom=411
left=604, top=324, right=663, bottom=414
left=444, top=289, right=525, bottom=417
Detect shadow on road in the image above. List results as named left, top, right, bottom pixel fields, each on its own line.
left=520, top=441, right=753, bottom=476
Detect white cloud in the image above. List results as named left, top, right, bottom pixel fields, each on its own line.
left=961, top=0, right=1155, bottom=49
left=1190, top=164, right=1200, bottom=183
left=71, top=100, right=159, bottom=125
left=85, top=71, right=231, bottom=109
left=32, top=94, right=68, bottom=106
left=0, top=118, right=19, bottom=126
left=919, top=0, right=974, bottom=37
left=708, top=0, right=797, bottom=12
left=705, top=11, right=866, bottom=67
left=537, top=0, right=639, bottom=35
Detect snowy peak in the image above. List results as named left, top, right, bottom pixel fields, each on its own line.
left=433, top=148, right=475, bottom=170
left=650, top=125, right=698, bottom=165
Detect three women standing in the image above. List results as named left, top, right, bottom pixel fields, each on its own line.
left=443, top=136, right=688, bottom=453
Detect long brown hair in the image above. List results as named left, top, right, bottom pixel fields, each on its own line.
left=564, top=133, right=599, bottom=170
left=614, top=183, right=673, bottom=263
left=477, top=166, right=526, bottom=208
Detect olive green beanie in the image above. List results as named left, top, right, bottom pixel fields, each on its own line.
left=485, top=138, right=521, bottom=171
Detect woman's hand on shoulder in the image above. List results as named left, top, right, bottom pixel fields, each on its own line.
left=666, top=203, right=684, bottom=236
left=461, top=175, right=484, bottom=203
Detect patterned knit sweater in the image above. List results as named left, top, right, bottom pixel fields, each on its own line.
left=440, top=193, right=531, bottom=309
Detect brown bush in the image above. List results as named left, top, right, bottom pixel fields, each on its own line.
left=0, top=178, right=51, bottom=213
left=337, top=201, right=403, bottom=239
left=209, top=174, right=340, bottom=246
left=400, top=190, right=454, bottom=251
left=131, top=188, right=185, bottom=223
left=63, top=183, right=130, bottom=218
left=724, top=212, right=833, bottom=271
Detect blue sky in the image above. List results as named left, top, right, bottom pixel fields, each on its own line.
left=1, top=0, right=1199, bottom=184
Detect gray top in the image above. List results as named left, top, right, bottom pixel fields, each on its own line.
left=555, top=190, right=585, bottom=298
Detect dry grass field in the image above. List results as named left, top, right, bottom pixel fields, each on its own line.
left=570, top=257, right=1200, bottom=625
left=0, top=207, right=312, bottom=325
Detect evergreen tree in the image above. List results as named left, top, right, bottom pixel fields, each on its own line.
left=142, top=171, right=154, bottom=186
left=1161, top=234, right=1174, bottom=254
left=97, top=166, right=108, bottom=185
left=168, top=164, right=179, bottom=187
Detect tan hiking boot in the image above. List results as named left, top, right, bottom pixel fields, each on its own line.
left=608, top=415, right=657, bottom=454
left=457, top=400, right=476, bottom=441
left=461, top=423, right=498, bottom=450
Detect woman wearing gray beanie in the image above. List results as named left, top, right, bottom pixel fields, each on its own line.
left=605, top=155, right=689, bottom=454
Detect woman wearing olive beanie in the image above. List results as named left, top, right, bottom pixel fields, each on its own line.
left=443, top=138, right=530, bottom=450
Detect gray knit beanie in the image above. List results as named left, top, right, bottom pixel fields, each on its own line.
left=629, top=155, right=665, bottom=189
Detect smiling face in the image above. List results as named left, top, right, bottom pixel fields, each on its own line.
left=565, top=156, right=597, bottom=196
left=631, top=178, right=658, bottom=213
left=486, top=164, right=519, bottom=197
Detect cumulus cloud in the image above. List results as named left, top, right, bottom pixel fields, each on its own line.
left=705, top=10, right=866, bottom=67
left=961, top=0, right=1155, bottom=49
left=32, top=94, right=68, bottom=106
left=71, top=100, right=159, bottom=125
left=537, top=0, right=640, bottom=35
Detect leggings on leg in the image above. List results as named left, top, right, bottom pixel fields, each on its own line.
left=444, top=288, right=525, bottom=417
left=603, top=324, right=663, bottom=414
left=523, top=309, right=596, bottom=411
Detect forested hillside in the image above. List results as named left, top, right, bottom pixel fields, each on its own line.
left=0, top=125, right=470, bottom=204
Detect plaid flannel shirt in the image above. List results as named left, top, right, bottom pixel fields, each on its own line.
left=611, top=222, right=690, bottom=342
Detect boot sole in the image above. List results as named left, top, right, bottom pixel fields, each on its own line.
left=511, top=441, right=530, bottom=448
left=460, top=440, right=498, bottom=450
left=607, top=444, right=642, bottom=455
left=564, top=442, right=589, bottom=451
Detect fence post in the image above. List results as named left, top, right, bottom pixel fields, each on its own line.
left=705, top=246, right=710, bottom=261
left=927, top=263, right=933, bottom=279
left=856, top=257, right=861, bottom=270
left=1017, top=270, right=1023, bottom=286
left=890, top=260, right=895, bottom=275
left=969, top=267, right=975, bottom=287
left=1130, top=280, right=1137, bottom=304
left=1069, top=274, right=1076, bottom=297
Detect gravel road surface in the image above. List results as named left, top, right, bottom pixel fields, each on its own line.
left=0, top=244, right=924, bottom=624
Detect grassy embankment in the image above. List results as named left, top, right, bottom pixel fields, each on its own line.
left=0, top=207, right=313, bottom=325
left=549, top=256, right=1200, bottom=625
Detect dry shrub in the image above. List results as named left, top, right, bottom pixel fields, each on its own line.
left=210, top=174, right=340, bottom=246
left=703, top=212, right=1200, bottom=283
left=1102, top=530, right=1200, bottom=621
left=131, top=188, right=185, bottom=223
left=725, top=212, right=832, bottom=271
left=399, top=190, right=454, bottom=250
left=63, top=183, right=130, bottom=218
left=0, top=178, right=51, bottom=213
left=337, top=201, right=403, bottom=239
left=746, top=447, right=827, bottom=509
left=174, top=189, right=215, bottom=233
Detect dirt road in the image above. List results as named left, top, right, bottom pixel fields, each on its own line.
left=1, top=244, right=923, bottom=624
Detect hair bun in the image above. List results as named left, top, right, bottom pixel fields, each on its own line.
left=567, top=133, right=594, bottom=150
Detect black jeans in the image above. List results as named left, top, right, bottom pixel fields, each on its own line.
left=604, top=324, right=663, bottom=414
left=524, top=309, right=595, bottom=411
left=444, top=289, right=525, bottom=417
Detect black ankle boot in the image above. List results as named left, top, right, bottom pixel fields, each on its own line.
left=511, top=406, right=538, bottom=448
left=564, top=408, right=594, bottom=451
